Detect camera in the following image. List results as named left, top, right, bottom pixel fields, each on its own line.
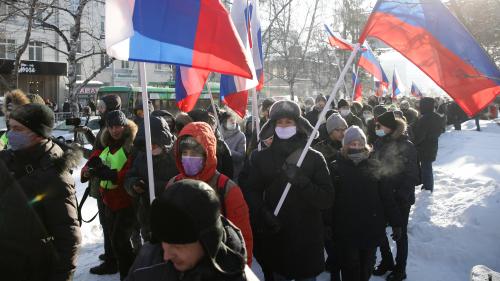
left=65, top=117, right=82, bottom=126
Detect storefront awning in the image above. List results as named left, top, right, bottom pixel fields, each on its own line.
left=0, top=59, right=67, bottom=76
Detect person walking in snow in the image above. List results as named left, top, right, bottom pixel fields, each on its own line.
left=245, top=100, right=334, bottom=281
left=124, top=116, right=178, bottom=242
left=166, top=122, right=253, bottom=265
left=313, top=113, right=347, bottom=163
left=0, top=103, right=81, bottom=281
left=126, top=179, right=258, bottom=281
left=372, top=112, right=420, bottom=281
left=329, top=126, right=402, bottom=281
left=411, top=97, right=443, bottom=193
left=220, top=111, right=246, bottom=180
left=81, top=110, right=138, bottom=280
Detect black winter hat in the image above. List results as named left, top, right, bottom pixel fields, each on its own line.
left=315, top=94, right=327, bottom=104
left=101, top=94, right=121, bottom=112
left=188, top=109, right=211, bottom=123
left=106, top=110, right=127, bottom=127
left=420, top=97, right=435, bottom=115
left=261, top=98, right=276, bottom=112
left=150, top=179, right=223, bottom=257
left=377, top=111, right=398, bottom=130
left=373, top=105, right=387, bottom=118
left=10, top=103, right=54, bottom=138
left=337, top=99, right=349, bottom=108
left=134, top=115, right=173, bottom=148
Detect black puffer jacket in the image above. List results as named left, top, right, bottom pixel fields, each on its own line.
left=244, top=134, right=334, bottom=279
left=0, top=140, right=81, bottom=281
left=330, top=154, right=402, bottom=249
left=411, top=98, right=443, bottom=162
left=373, top=119, right=419, bottom=205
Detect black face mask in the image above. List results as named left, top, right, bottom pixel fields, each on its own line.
left=347, top=148, right=365, bottom=155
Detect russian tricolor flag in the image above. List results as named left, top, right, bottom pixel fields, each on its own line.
left=392, top=68, right=405, bottom=99
left=352, top=67, right=363, bottom=102
left=219, top=0, right=262, bottom=118
left=175, top=67, right=210, bottom=112
left=105, top=0, right=254, bottom=79
left=411, top=82, right=423, bottom=98
left=358, top=43, right=389, bottom=87
left=324, top=24, right=354, bottom=51
left=359, top=0, right=500, bottom=117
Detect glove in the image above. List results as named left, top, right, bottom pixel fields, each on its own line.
left=87, top=157, right=104, bottom=169
left=391, top=226, right=402, bottom=241
left=74, top=126, right=91, bottom=133
left=89, top=165, right=117, bottom=181
left=133, top=180, right=146, bottom=194
left=284, top=164, right=311, bottom=188
left=260, top=208, right=281, bottom=235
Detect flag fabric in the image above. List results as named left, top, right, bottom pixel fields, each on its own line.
left=358, top=43, right=389, bottom=87
left=411, top=82, right=423, bottom=98
left=359, top=0, right=500, bottom=117
left=392, top=68, right=405, bottom=99
left=352, top=67, right=363, bottom=101
left=175, top=66, right=210, bottom=112
left=105, top=0, right=254, bottom=79
left=220, top=0, right=261, bottom=118
left=324, top=24, right=354, bottom=51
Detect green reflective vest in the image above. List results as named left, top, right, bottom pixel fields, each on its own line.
left=0, top=133, right=8, bottom=147
left=99, top=147, right=127, bottom=189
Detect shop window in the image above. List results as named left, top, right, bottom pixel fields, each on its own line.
left=0, top=39, right=16, bottom=59
left=100, top=53, right=111, bottom=68
left=29, top=41, right=43, bottom=61
left=75, top=63, right=82, bottom=80
left=155, top=64, right=162, bottom=71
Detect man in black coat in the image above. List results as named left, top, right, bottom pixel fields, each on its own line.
left=372, top=112, right=419, bottom=281
left=305, top=94, right=327, bottom=127
left=0, top=104, right=81, bottom=281
left=411, top=97, right=443, bottom=192
left=244, top=100, right=334, bottom=280
left=338, top=99, right=364, bottom=131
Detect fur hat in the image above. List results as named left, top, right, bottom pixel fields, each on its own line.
left=3, top=89, right=30, bottom=115
left=337, top=99, right=349, bottom=109
left=377, top=111, right=398, bottom=130
left=326, top=113, right=348, bottom=134
left=100, top=94, right=121, bottom=112
left=10, top=103, right=54, bottom=138
left=373, top=105, right=387, bottom=118
left=259, top=100, right=318, bottom=140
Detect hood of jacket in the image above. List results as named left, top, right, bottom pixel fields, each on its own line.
left=175, top=122, right=217, bottom=182
left=100, top=119, right=138, bottom=153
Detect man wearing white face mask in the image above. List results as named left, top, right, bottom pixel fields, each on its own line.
left=124, top=116, right=178, bottom=242
left=245, top=100, right=334, bottom=281
left=337, top=99, right=364, bottom=131
left=166, top=122, right=253, bottom=266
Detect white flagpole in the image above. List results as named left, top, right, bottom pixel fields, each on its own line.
left=274, top=43, right=361, bottom=216
left=251, top=88, right=262, bottom=151
left=351, top=64, right=360, bottom=101
left=139, top=62, right=156, bottom=203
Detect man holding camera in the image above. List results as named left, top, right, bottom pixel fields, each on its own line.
left=81, top=109, right=138, bottom=280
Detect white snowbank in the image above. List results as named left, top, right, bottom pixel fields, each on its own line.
left=74, top=119, right=500, bottom=281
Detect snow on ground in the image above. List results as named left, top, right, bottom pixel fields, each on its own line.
left=74, top=119, right=500, bottom=281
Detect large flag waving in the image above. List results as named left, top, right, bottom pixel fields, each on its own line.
left=106, top=0, right=254, bottom=79
left=352, top=67, right=363, bottom=101
left=324, top=24, right=354, bottom=51
left=411, top=82, right=423, bottom=98
left=392, top=68, right=405, bottom=99
left=219, top=0, right=261, bottom=118
left=358, top=43, right=389, bottom=87
left=359, top=0, right=500, bottom=117
left=175, top=67, right=210, bottom=112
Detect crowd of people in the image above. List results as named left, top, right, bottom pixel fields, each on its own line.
left=1, top=87, right=496, bottom=281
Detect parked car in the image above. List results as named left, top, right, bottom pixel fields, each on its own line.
left=52, top=116, right=100, bottom=144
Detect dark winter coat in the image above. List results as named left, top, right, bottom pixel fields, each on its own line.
left=304, top=107, right=321, bottom=127
left=126, top=217, right=258, bottom=281
left=217, top=138, right=234, bottom=180
left=402, top=108, right=419, bottom=126
left=245, top=134, right=334, bottom=279
left=0, top=140, right=82, bottom=281
left=411, top=100, right=443, bottom=162
left=329, top=154, right=402, bottom=249
left=373, top=119, right=420, bottom=205
left=313, top=138, right=342, bottom=163
left=221, top=126, right=246, bottom=180
left=447, top=101, right=468, bottom=125
left=344, top=112, right=364, bottom=131
left=366, top=118, right=378, bottom=145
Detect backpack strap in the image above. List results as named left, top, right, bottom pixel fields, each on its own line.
left=216, top=173, right=231, bottom=217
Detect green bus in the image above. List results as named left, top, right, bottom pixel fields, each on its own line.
left=97, top=83, right=220, bottom=116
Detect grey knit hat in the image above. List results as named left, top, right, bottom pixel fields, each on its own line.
left=342, top=126, right=367, bottom=147
left=326, top=113, right=348, bottom=134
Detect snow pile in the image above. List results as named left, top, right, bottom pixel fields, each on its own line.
left=471, top=265, right=500, bottom=281
left=74, top=120, right=500, bottom=281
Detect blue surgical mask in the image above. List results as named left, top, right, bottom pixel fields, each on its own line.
left=275, top=126, right=296, bottom=140
left=375, top=129, right=386, bottom=137
left=7, top=130, right=34, bottom=151
left=181, top=156, right=204, bottom=176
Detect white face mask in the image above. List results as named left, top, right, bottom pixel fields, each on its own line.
left=363, top=113, right=373, bottom=121
left=275, top=126, right=297, bottom=140
left=376, top=129, right=386, bottom=137
left=225, top=122, right=236, bottom=131
left=340, top=109, right=350, bottom=117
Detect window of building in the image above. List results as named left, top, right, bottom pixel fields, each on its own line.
left=121, top=61, right=130, bottom=69
left=29, top=41, right=43, bottom=61
left=75, top=63, right=82, bottom=80
left=100, top=16, right=105, bottom=34
left=155, top=64, right=162, bottom=71
left=100, top=54, right=111, bottom=68
left=0, top=3, right=16, bottom=20
left=0, top=39, right=16, bottom=59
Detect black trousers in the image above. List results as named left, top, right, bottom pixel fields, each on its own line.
left=97, top=194, right=114, bottom=262
left=339, top=246, right=377, bottom=281
left=105, top=206, right=136, bottom=280
left=379, top=203, right=411, bottom=272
